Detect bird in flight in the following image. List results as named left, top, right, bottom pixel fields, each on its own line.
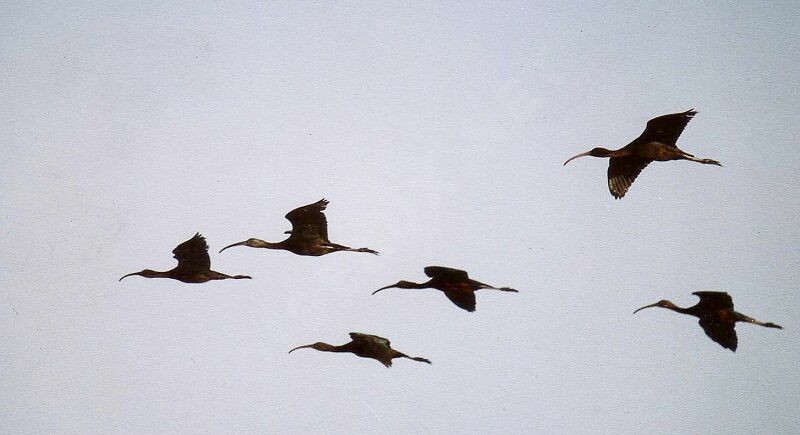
left=119, top=233, right=252, bottom=283
left=633, top=291, right=782, bottom=352
left=219, top=198, right=378, bottom=256
left=289, top=332, right=431, bottom=368
left=564, top=109, right=721, bottom=198
left=373, top=266, right=518, bottom=312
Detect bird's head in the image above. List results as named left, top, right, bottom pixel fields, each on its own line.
left=119, top=269, right=158, bottom=281
left=219, top=238, right=261, bottom=253
left=563, top=147, right=613, bottom=165
left=633, top=299, right=675, bottom=314
left=288, top=342, right=335, bottom=353
left=372, top=280, right=418, bottom=295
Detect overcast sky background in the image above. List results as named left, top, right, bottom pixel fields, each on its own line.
left=2, top=1, right=799, bottom=434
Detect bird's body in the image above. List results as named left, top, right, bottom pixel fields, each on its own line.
left=219, top=199, right=378, bottom=256
left=634, top=291, right=782, bottom=352
left=119, top=233, right=252, bottom=283
left=289, top=332, right=431, bottom=368
left=564, top=110, right=721, bottom=198
left=373, top=266, right=517, bottom=312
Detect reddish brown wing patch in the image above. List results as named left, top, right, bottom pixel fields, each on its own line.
left=699, top=317, right=738, bottom=351
left=443, top=288, right=476, bottom=312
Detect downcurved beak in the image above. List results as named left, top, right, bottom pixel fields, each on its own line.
left=563, top=151, right=592, bottom=166
left=633, top=302, right=660, bottom=314
left=219, top=241, right=246, bottom=253
left=119, top=272, right=140, bottom=281
left=372, top=284, right=396, bottom=295
left=288, top=344, right=314, bottom=354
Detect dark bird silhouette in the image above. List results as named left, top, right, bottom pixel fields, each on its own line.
left=564, top=109, right=721, bottom=198
left=219, top=198, right=378, bottom=256
left=119, top=233, right=251, bottom=283
left=373, top=266, right=517, bottom=312
left=288, top=332, right=431, bottom=368
left=633, top=291, right=783, bottom=352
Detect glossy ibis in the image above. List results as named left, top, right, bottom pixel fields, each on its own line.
left=288, top=332, right=431, bottom=368
left=220, top=199, right=378, bottom=256
left=634, top=291, right=782, bottom=352
left=564, top=109, right=721, bottom=198
left=373, top=266, right=518, bottom=312
left=119, top=233, right=252, bottom=283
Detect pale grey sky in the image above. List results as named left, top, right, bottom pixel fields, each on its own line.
left=2, top=1, right=799, bottom=434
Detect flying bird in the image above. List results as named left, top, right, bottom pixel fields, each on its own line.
left=219, top=199, right=378, bottom=256
left=373, top=266, right=518, bottom=312
left=288, top=332, right=431, bottom=368
left=563, top=109, right=721, bottom=198
left=119, top=233, right=252, bottom=283
left=633, top=291, right=782, bottom=352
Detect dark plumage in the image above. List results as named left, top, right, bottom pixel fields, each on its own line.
left=373, top=266, right=518, bottom=312
left=119, top=233, right=252, bottom=283
left=564, top=110, right=721, bottom=198
left=634, top=291, right=782, bottom=352
left=288, top=332, right=431, bottom=368
left=219, top=198, right=378, bottom=256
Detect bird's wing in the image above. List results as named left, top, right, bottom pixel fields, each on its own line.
left=634, top=109, right=697, bottom=147
left=349, top=332, right=390, bottom=347
left=285, top=198, right=330, bottom=242
left=172, top=233, right=211, bottom=273
left=443, top=289, right=477, bottom=312
left=692, top=291, right=734, bottom=311
left=607, top=156, right=651, bottom=199
left=698, top=317, right=738, bottom=351
left=424, top=266, right=469, bottom=281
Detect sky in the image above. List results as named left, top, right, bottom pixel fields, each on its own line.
left=2, top=1, right=799, bottom=433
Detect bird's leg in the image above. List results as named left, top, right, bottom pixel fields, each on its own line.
left=477, top=284, right=518, bottom=293
left=737, top=313, right=782, bottom=329
left=395, top=351, right=432, bottom=365
left=209, top=271, right=252, bottom=280
left=327, top=242, right=379, bottom=255
left=681, top=154, right=722, bottom=166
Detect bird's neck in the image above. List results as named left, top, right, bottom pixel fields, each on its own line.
left=665, top=303, right=695, bottom=316
left=255, top=239, right=289, bottom=250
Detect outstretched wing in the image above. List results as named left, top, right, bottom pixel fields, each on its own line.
left=443, top=289, right=477, bottom=312
left=607, top=156, right=651, bottom=199
left=698, top=317, right=738, bottom=352
left=285, top=198, right=330, bottom=242
left=424, top=266, right=469, bottom=281
left=634, top=109, right=697, bottom=147
left=349, top=332, right=390, bottom=347
left=172, top=233, right=211, bottom=273
left=692, top=291, right=734, bottom=311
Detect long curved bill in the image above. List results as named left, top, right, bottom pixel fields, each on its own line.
left=219, top=241, right=247, bottom=253
left=288, top=344, right=314, bottom=354
left=118, top=272, right=139, bottom=281
left=371, top=284, right=396, bottom=295
left=633, top=302, right=660, bottom=314
left=563, top=151, right=592, bottom=166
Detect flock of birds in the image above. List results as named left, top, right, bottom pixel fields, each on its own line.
left=119, top=109, right=783, bottom=365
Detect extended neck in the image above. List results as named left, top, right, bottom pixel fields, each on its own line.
left=119, top=269, right=171, bottom=281
left=219, top=238, right=287, bottom=253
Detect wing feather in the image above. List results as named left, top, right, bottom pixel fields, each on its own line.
left=285, top=198, right=330, bottom=242
left=172, top=233, right=211, bottom=273
left=607, top=157, right=651, bottom=198
left=634, top=109, right=696, bottom=146
left=443, top=290, right=477, bottom=312
left=424, top=266, right=469, bottom=281
left=698, top=317, right=738, bottom=351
